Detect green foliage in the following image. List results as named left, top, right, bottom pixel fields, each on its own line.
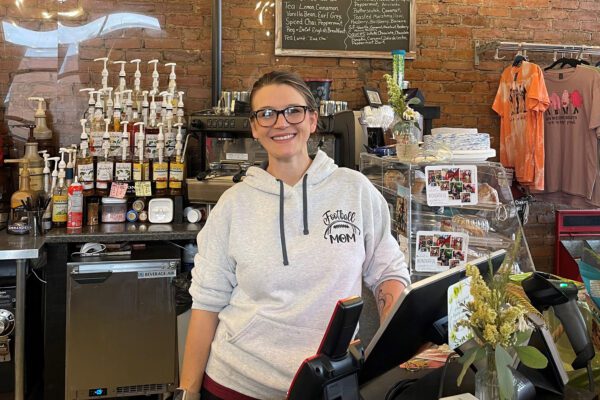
left=458, top=229, right=548, bottom=397
left=383, top=74, right=420, bottom=128
left=495, top=344, right=514, bottom=400
left=514, top=345, right=548, bottom=369
left=456, top=346, right=485, bottom=386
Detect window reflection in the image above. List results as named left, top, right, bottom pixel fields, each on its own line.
left=2, top=12, right=161, bottom=140
left=2, top=13, right=161, bottom=57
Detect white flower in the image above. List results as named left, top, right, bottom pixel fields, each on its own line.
left=516, top=314, right=530, bottom=332
left=403, top=107, right=416, bottom=121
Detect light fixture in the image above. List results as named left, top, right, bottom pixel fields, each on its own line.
left=58, top=8, right=83, bottom=17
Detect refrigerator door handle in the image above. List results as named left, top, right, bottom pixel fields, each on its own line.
left=70, top=271, right=113, bottom=284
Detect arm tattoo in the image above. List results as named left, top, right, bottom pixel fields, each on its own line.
left=376, top=287, right=394, bottom=317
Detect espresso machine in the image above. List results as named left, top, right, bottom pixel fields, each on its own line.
left=186, top=107, right=360, bottom=205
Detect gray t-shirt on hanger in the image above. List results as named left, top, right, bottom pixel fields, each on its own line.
left=543, top=66, right=600, bottom=202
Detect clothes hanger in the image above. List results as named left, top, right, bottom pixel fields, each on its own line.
left=512, top=45, right=527, bottom=67
left=545, top=55, right=579, bottom=70
left=576, top=50, right=590, bottom=65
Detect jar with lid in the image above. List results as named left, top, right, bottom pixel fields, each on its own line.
left=101, top=197, right=127, bottom=223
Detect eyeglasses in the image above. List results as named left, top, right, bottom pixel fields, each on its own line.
left=250, top=106, right=312, bottom=127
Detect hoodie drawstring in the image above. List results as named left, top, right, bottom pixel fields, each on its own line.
left=302, top=174, right=309, bottom=235
left=277, top=175, right=309, bottom=266
left=278, top=179, right=289, bottom=266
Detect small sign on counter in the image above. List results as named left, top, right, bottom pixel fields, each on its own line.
left=415, top=231, right=468, bottom=273
left=425, top=165, right=478, bottom=207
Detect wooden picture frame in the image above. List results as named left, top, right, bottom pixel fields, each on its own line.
left=275, top=0, right=417, bottom=59
left=363, top=87, right=383, bottom=107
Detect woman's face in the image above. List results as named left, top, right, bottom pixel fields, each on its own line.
left=250, top=83, right=318, bottom=164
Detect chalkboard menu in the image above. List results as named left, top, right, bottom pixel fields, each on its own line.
left=275, top=0, right=416, bottom=59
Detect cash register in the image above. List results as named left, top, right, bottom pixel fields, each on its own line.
left=287, top=250, right=586, bottom=400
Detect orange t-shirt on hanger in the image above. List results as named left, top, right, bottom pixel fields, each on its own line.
left=493, top=61, right=550, bottom=191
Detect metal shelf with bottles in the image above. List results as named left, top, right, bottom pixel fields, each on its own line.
left=359, top=152, right=534, bottom=281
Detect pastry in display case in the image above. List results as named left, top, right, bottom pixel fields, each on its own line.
left=360, top=152, right=534, bottom=280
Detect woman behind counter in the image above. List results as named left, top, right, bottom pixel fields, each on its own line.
left=177, top=71, right=410, bottom=400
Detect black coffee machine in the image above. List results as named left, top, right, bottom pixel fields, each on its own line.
left=185, top=110, right=359, bottom=204
left=187, top=110, right=358, bottom=171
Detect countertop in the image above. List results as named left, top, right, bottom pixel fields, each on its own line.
left=0, top=230, right=45, bottom=260
left=0, top=223, right=201, bottom=260
left=43, top=223, right=201, bottom=243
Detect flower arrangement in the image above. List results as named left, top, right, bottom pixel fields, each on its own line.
left=383, top=73, right=420, bottom=128
left=456, top=234, right=548, bottom=399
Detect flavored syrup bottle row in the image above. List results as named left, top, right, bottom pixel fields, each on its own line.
left=86, top=57, right=183, bottom=126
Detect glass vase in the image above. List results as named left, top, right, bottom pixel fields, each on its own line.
left=475, top=347, right=499, bottom=400
left=475, top=347, right=516, bottom=400
left=393, top=119, right=418, bottom=162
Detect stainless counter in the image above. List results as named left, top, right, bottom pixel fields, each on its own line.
left=0, top=231, right=45, bottom=400
left=0, top=223, right=200, bottom=400
left=0, top=231, right=45, bottom=260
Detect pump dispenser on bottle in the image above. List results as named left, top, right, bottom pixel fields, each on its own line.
left=120, top=89, right=132, bottom=123
left=176, top=91, right=185, bottom=125
left=96, top=118, right=114, bottom=196
left=80, top=87, right=95, bottom=117
left=149, top=92, right=158, bottom=128
left=114, top=60, right=127, bottom=93
left=43, top=156, right=60, bottom=231
left=92, top=90, right=104, bottom=132
left=27, top=97, right=52, bottom=140
left=131, top=59, right=142, bottom=112
left=94, top=57, right=109, bottom=91
left=39, top=150, right=51, bottom=195
left=141, top=90, right=150, bottom=126
left=153, top=122, right=168, bottom=195
left=165, top=62, right=177, bottom=95
left=104, top=87, right=114, bottom=122
left=65, top=147, right=75, bottom=187
left=133, top=121, right=148, bottom=182
left=76, top=119, right=95, bottom=195
left=148, top=59, right=160, bottom=95
left=22, top=125, right=44, bottom=199
left=169, top=122, right=185, bottom=195
left=115, top=121, right=132, bottom=189
left=113, top=91, right=122, bottom=132
left=5, top=158, right=34, bottom=234
left=159, top=91, right=169, bottom=124
left=52, top=154, right=68, bottom=228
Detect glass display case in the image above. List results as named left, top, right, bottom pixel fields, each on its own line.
left=360, top=152, right=534, bottom=280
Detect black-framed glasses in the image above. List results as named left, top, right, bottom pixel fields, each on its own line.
left=250, top=106, right=312, bottom=127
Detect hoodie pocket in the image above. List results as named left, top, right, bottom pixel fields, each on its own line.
left=227, top=314, right=324, bottom=378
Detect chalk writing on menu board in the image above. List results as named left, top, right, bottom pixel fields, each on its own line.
left=275, top=0, right=416, bottom=59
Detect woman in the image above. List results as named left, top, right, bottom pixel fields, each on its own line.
left=177, top=71, right=409, bottom=400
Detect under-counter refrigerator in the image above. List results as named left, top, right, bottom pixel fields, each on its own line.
left=65, top=245, right=180, bottom=399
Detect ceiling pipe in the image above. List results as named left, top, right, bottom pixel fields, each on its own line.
left=211, top=0, right=222, bottom=107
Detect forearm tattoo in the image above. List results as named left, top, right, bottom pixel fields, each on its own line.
left=376, top=287, right=394, bottom=317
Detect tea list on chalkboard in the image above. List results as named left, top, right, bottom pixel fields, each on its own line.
left=276, top=0, right=416, bottom=59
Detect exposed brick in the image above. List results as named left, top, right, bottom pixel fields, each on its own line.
left=552, top=0, right=579, bottom=9
left=144, top=38, right=181, bottom=49
left=520, top=19, right=552, bottom=30
left=480, top=7, right=510, bottom=17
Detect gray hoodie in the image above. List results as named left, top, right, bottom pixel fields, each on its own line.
left=190, top=150, right=409, bottom=399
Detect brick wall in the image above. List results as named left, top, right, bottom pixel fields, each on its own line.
left=2, top=0, right=599, bottom=270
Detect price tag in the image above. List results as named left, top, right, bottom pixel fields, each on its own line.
left=110, top=182, right=128, bottom=199
left=135, top=181, right=152, bottom=197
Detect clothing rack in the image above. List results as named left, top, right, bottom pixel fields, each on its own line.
left=474, top=40, right=600, bottom=66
